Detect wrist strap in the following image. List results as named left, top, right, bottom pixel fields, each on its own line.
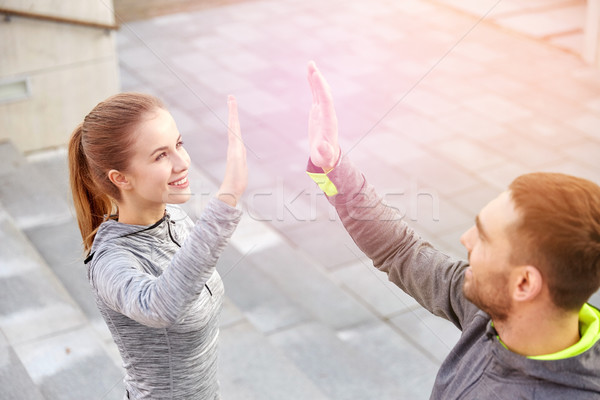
left=306, top=157, right=339, bottom=196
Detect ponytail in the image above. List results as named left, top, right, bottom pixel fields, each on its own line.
left=68, top=123, right=113, bottom=254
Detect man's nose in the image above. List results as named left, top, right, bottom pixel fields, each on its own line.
left=460, top=226, right=474, bottom=250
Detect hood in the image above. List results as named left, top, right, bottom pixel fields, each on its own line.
left=488, top=303, right=600, bottom=393
left=86, top=205, right=189, bottom=263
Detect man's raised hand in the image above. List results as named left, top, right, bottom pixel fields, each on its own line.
left=307, top=61, right=340, bottom=171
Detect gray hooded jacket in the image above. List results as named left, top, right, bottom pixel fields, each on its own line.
left=86, top=198, right=242, bottom=399
left=315, top=155, right=600, bottom=399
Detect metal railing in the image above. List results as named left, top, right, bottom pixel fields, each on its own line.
left=0, top=7, right=119, bottom=31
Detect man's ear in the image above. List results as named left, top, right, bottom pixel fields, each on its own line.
left=512, top=265, right=543, bottom=302
left=108, top=169, right=131, bottom=191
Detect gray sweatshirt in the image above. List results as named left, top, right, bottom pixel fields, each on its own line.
left=86, top=198, right=242, bottom=399
left=316, top=155, right=600, bottom=399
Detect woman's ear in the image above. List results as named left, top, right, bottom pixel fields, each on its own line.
left=108, top=169, right=131, bottom=191
left=512, top=265, right=543, bottom=302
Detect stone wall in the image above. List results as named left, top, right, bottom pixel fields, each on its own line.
left=0, top=0, right=120, bottom=152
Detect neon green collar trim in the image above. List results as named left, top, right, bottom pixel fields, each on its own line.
left=529, top=304, right=600, bottom=360
left=496, top=304, right=600, bottom=360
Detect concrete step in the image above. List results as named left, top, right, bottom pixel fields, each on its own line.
left=0, top=142, right=125, bottom=399
left=24, top=219, right=102, bottom=322
left=0, top=329, right=46, bottom=400
left=219, top=299, right=329, bottom=400
left=25, top=147, right=72, bottom=207
left=21, top=149, right=102, bottom=322
left=5, top=144, right=118, bottom=352
left=0, top=207, right=46, bottom=400
left=336, top=319, right=439, bottom=399
left=268, top=320, right=411, bottom=400
left=0, top=140, right=26, bottom=176
left=250, top=241, right=380, bottom=330
left=216, top=244, right=313, bottom=334
left=217, top=227, right=438, bottom=399
left=0, top=202, right=125, bottom=400
left=0, top=142, right=71, bottom=231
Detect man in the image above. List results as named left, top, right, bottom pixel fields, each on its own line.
left=305, top=61, right=600, bottom=399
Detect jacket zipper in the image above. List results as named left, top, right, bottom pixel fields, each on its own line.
left=167, top=218, right=213, bottom=296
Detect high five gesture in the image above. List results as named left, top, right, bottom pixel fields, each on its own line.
left=217, top=95, right=248, bottom=207
left=307, top=61, right=340, bottom=171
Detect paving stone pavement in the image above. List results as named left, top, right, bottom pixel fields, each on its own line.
left=1, top=0, right=600, bottom=399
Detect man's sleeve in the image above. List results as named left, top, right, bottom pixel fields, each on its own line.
left=307, top=155, right=477, bottom=330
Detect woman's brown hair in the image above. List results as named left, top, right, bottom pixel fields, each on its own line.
left=68, top=93, right=165, bottom=254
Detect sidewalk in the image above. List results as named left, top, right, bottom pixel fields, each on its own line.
left=1, top=0, right=599, bottom=398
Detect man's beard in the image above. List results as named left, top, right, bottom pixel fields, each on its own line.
left=463, top=272, right=512, bottom=322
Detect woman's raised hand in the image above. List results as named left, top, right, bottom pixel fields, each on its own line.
left=217, top=95, right=247, bottom=207
left=307, top=61, right=340, bottom=171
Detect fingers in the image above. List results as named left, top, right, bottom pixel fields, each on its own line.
left=307, top=61, right=333, bottom=108
left=308, top=61, right=319, bottom=104
left=317, top=142, right=334, bottom=163
left=226, top=95, right=246, bottom=164
left=219, top=95, right=247, bottom=206
left=227, top=95, right=241, bottom=139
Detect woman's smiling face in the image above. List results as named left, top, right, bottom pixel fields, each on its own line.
left=119, top=107, right=192, bottom=215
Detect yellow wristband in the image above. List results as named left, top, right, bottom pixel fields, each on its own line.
left=306, top=171, right=338, bottom=196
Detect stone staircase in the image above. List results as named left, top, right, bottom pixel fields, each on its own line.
left=0, top=141, right=125, bottom=400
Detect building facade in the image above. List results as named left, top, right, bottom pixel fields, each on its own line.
left=0, top=0, right=120, bottom=153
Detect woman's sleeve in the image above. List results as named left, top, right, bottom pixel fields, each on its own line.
left=88, top=198, right=242, bottom=328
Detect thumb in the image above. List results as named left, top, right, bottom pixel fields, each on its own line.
left=317, top=142, right=334, bottom=161
left=315, top=142, right=339, bottom=170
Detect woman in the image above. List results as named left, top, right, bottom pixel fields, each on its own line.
left=68, top=92, right=247, bottom=399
